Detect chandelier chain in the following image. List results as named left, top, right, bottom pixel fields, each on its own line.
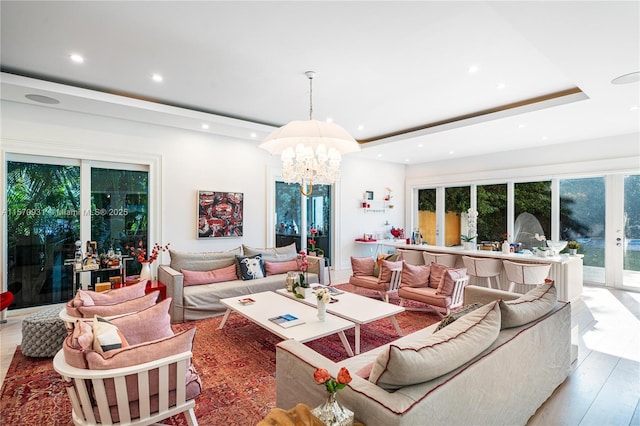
left=308, top=73, right=313, bottom=121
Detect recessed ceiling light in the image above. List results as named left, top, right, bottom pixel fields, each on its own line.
left=377, top=153, right=382, bottom=158
left=357, top=124, right=364, bottom=131
left=497, top=83, right=506, bottom=90
left=70, top=54, right=84, bottom=64
left=418, top=144, right=424, bottom=148
left=201, top=124, right=209, bottom=130
left=152, top=73, right=163, bottom=82
left=542, top=136, right=549, bottom=141
left=404, top=159, right=410, bottom=162
left=518, top=124, right=526, bottom=129
left=630, top=105, right=639, bottom=111
left=611, top=71, right=640, bottom=85
left=468, top=65, right=480, bottom=74
left=449, top=150, right=455, bottom=155
left=250, top=132, right=257, bottom=138
left=326, top=117, right=334, bottom=123
left=25, top=94, right=60, bottom=104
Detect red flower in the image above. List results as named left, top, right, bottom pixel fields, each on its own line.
left=314, top=368, right=331, bottom=384
left=337, top=367, right=352, bottom=385
left=127, top=241, right=170, bottom=264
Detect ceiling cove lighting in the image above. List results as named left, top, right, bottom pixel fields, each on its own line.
left=259, top=71, right=360, bottom=196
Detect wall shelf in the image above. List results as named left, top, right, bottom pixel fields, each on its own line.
left=360, top=200, right=393, bottom=213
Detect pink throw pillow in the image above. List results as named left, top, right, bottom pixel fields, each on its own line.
left=181, top=264, right=237, bottom=286
left=436, top=267, right=467, bottom=296
left=378, top=260, right=403, bottom=284
left=401, top=262, right=430, bottom=288
left=76, top=291, right=159, bottom=317
left=428, top=263, right=448, bottom=289
left=80, top=281, right=147, bottom=306
left=110, top=298, right=173, bottom=345
left=351, top=257, right=375, bottom=276
left=264, top=260, right=299, bottom=276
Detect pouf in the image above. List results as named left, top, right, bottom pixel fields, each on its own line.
left=21, top=306, right=68, bottom=357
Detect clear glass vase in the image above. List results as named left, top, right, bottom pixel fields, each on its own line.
left=311, top=392, right=354, bottom=426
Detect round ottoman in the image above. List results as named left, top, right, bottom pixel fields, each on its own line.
left=21, top=306, right=68, bottom=357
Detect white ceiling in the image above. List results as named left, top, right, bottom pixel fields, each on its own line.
left=1, top=1, right=638, bottom=164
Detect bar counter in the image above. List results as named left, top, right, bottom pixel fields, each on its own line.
left=382, top=242, right=583, bottom=302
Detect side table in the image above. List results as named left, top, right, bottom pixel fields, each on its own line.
left=145, top=280, right=166, bottom=301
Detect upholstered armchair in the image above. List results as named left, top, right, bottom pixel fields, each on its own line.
left=54, top=298, right=201, bottom=425
left=398, top=262, right=469, bottom=317
left=349, top=256, right=403, bottom=303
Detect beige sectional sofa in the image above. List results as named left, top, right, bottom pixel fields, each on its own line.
left=158, top=244, right=326, bottom=323
left=275, top=284, right=571, bottom=426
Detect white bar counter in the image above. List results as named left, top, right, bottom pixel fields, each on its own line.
left=382, top=242, right=583, bottom=302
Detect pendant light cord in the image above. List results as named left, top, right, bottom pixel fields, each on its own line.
left=308, top=73, right=313, bottom=120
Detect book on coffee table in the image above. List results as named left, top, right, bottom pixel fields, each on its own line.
left=268, top=314, right=305, bottom=328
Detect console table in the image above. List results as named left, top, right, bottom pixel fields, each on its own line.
left=382, top=242, right=583, bottom=302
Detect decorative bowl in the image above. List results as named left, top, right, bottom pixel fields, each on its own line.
left=546, top=240, right=568, bottom=254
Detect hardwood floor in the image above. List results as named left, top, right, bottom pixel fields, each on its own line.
left=1, top=282, right=639, bottom=425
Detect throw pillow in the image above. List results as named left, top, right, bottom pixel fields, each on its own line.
left=400, top=262, right=430, bottom=288
left=77, top=291, right=159, bottom=318
left=92, top=315, right=129, bottom=353
left=169, top=247, right=241, bottom=272
left=436, top=267, right=467, bottom=296
left=378, top=259, right=403, bottom=284
left=351, top=257, right=375, bottom=276
left=369, top=300, right=501, bottom=390
left=434, top=303, right=483, bottom=332
left=373, top=253, right=399, bottom=277
left=71, top=319, right=94, bottom=350
left=243, top=243, right=297, bottom=262
left=236, top=254, right=266, bottom=280
left=110, top=298, right=173, bottom=345
left=181, top=264, right=238, bottom=286
left=428, top=262, right=447, bottom=289
left=499, top=282, right=557, bottom=329
left=76, top=280, right=147, bottom=306
left=264, top=259, right=299, bottom=276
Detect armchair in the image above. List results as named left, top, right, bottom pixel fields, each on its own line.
left=349, top=256, right=402, bottom=303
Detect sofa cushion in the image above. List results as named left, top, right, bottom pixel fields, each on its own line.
left=499, top=282, right=557, bottom=329
left=378, top=259, right=403, bottom=284
left=243, top=243, right=297, bottom=262
left=92, top=316, right=129, bottom=353
left=436, top=267, right=467, bottom=296
left=73, top=280, right=147, bottom=307
left=181, top=264, right=238, bottom=286
left=76, top=291, right=159, bottom=318
left=236, top=254, right=266, bottom=280
left=169, top=248, right=240, bottom=272
left=369, top=300, right=501, bottom=390
left=351, top=257, right=375, bottom=276
left=264, top=259, right=299, bottom=276
left=400, top=262, right=430, bottom=288
left=110, top=298, right=173, bottom=345
left=373, top=253, right=399, bottom=277
left=435, top=302, right=483, bottom=332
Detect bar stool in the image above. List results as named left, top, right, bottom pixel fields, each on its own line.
left=396, top=249, right=425, bottom=265
left=503, top=260, right=551, bottom=292
left=462, top=256, right=503, bottom=290
left=423, top=252, right=458, bottom=267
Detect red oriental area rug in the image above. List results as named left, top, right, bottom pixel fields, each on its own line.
left=0, top=285, right=440, bottom=425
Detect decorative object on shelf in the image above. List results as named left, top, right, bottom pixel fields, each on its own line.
left=293, top=251, right=310, bottom=298
left=314, top=288, right=331, bottom=321
left=534, top=233, right=548, bottom=255
left=546, top=240, right=568, bottom=256
left=567, top=240, right=580, bottom=255
left=285, top=271, right=297, bottom=292
left=311, top=367, right=354, bottom=426
left=139, top=262, right=152, bottom=282
left=502, top=240, right=511, bottom=254
left=259, top=71, right=360, bottom=196
left=364, top=190, right=374, bottom=200
left=74, top=240, right=83, bottom=270
left=384, top=187, right=393, bottom=201
left=198, top=190, right=244, bottom=238
left=462, top=208, right=479, bottom=250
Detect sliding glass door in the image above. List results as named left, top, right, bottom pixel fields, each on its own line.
left=5, top=157, right=149, bottom=310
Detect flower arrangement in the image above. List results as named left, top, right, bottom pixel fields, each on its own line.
left=390, top=227, right=404, bottom=239
left=314, top=287, right=331, bottom=304
left=293, top=251, right=310, bottom=297
left=502, top=232, right=510, bottom=242
left=307, top=228, right=324, bottom=256
left=127, top=241, right=170, bottom=264
left=461, top=234, right=476, bottom=242
left=314, top=367, right=352, bottom=394
left=567, top=240, right=580, bottom=250
left=465, top=208, right=478, bottom=242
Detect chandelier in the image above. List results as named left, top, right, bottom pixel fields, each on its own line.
left=259, top=71, right=360, bottom=196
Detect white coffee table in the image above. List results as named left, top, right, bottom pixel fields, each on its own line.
left=218, top=291, right=355, bottom=356
left=276, top=287, right=405, bottom=354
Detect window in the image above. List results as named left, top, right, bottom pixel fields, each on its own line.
left=444, top=186, right=470, bottom=246
left=477, top=184, right=507, bottom=242
left=417, top=188, right=436, bottom=245
left=514, top=181, right=551, bottom=249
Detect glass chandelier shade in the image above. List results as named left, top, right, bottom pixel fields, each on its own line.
left=259, top=72, right=359, bottom=194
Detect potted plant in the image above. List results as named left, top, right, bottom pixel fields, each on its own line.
left=567, top=240, right=580, bottom=255
left=461, top=234, right=477, bottom=250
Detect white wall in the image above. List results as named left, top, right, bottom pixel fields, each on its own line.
left=0, top=100, right=405, bottom=275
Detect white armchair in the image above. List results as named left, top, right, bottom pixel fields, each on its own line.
left=53, top=350, right=198, bottom=425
